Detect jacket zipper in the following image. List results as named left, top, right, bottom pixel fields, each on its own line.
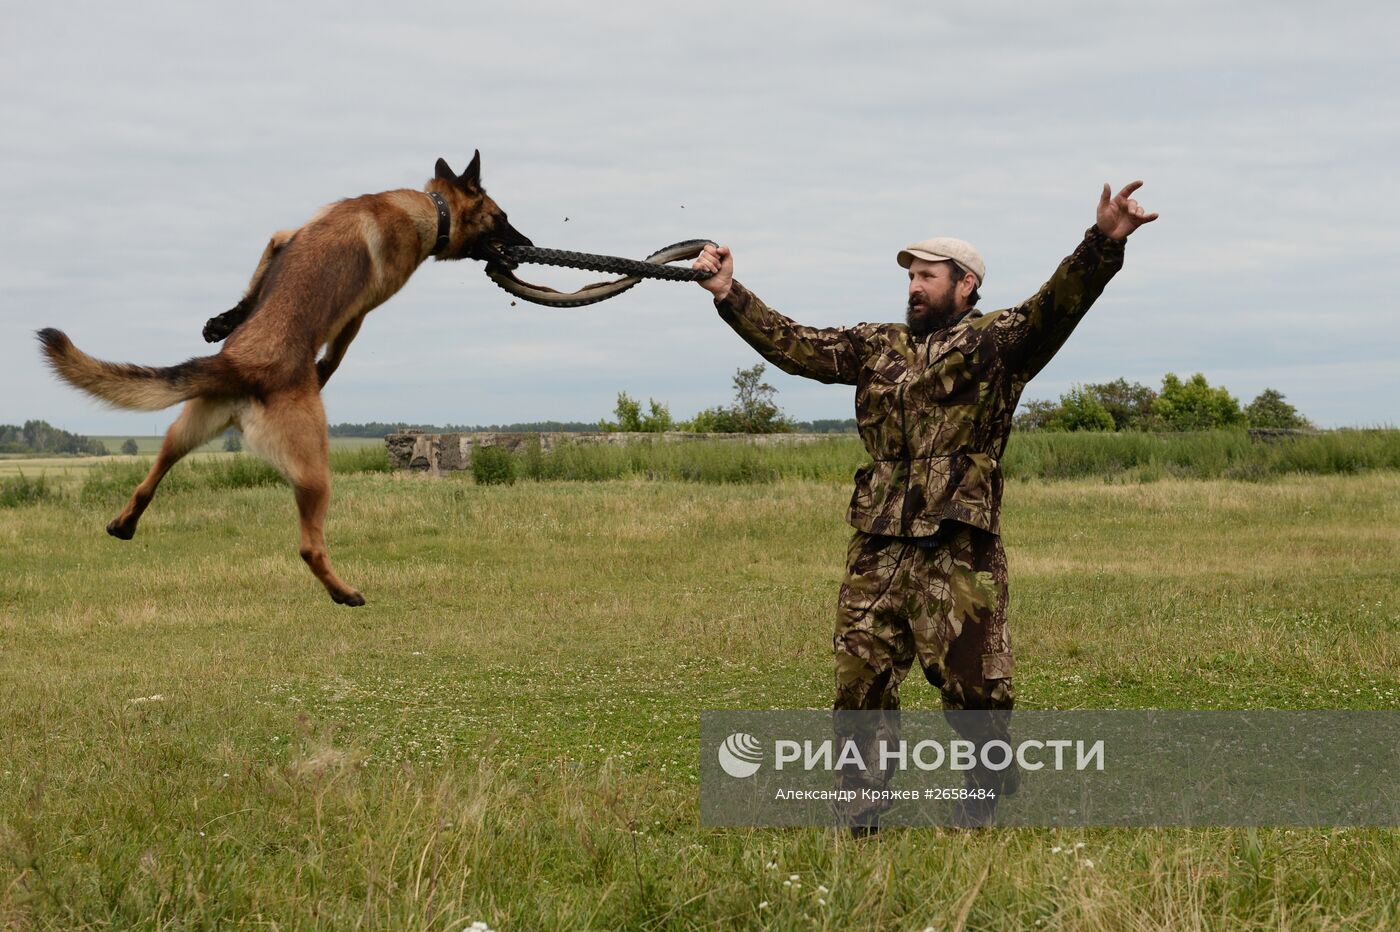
left=897, top=334, right=941, bottom=534
left=896, top=341, right=925, bottom=533
left=897, top=380, right=911, bottom=534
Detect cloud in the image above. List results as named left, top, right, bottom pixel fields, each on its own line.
left=3, top=1, right=1396, bottom=433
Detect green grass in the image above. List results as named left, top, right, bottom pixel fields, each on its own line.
left=83, top=435, right=385, bottom=456
left=8, top=430, right=1400, bottom=496
left=0, top=448, right=391, bottom=509
left=1002, top=428, right=1400, bottom=481
left=450, top=429, right=1400, bottom=486
left=2, top=472, right=1398, bottom=927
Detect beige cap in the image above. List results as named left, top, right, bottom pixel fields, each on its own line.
left=897, top=237, right=985, bottom=285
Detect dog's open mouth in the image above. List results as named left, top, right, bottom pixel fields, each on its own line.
left=486, top=241, right=520, bottom=270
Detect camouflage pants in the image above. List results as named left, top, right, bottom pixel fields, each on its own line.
left=832, top=521, right=1016, bottom=825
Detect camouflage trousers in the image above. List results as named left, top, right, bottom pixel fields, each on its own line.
left=832, top=521, right=1016, bottom=826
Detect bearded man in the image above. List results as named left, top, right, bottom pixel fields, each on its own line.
left=694, top=182, right=1157, bottom=830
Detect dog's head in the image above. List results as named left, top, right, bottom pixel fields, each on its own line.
left=428, top=150, right=532, bottom=267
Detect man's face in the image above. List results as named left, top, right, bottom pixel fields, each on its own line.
left=906, top=259, right=967, bottom=336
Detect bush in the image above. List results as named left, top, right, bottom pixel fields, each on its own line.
left=1045, top=386, right=1115, bottom=432
left=0, top=474, right=60, bottom=508
left=120, top=438, right=140, bottom=455
left=471, top=445, right=517, bottom=485
left=599, top=392, right=673, bottom=432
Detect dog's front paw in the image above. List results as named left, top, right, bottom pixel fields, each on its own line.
left=203, top=300, right=250, bottom=343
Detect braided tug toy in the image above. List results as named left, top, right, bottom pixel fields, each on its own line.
left=203, top=239, right=717, bottom=341
left=484, top=239, right=716, bottom=308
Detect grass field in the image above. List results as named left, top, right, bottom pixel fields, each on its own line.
left=82, top=435, right=387, bottom=456
left=2, top=468, right=1398, bottom=928
left=0, top=444, right=390, bottom=491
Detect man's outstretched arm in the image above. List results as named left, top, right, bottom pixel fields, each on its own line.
left=997, top=181, right=1158, bottom=382
left=693, top=244, right=869, bottom=386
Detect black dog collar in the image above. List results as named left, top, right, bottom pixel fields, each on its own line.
left=427, top=192, right=451, bottom=256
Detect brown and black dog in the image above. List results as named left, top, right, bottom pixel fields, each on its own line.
left=38, top=151, right=531, bottom=605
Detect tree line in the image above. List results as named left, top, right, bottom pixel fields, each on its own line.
left=11, top=371, right=1312, bottom=452
left=0, top=420, right=109, bottom=456
left=1014, top=375, right=1311, bottom=432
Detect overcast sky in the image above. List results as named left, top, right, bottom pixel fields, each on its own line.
left=3, top=1, right=1396, bottom=433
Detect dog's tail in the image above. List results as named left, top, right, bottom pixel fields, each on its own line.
left=37, top=328, right=234, bottom=411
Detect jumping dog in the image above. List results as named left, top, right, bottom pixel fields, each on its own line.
left=38, top=151, right=532, bottom=605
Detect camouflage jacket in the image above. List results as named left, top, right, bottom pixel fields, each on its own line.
left=715, top=225, right=1125, bottom=537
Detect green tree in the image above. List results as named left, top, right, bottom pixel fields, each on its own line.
left=685, top=364, right=794, bottom=434
left=120, top=438, right=139, bottom=455
left=1083, top=378, right=1157, bottom=430
left=643, top=400, right=673, bottom=432
left=729, top=364, right=795, bottom=433
left=1152, top=373, right=1246, bottom=430
left=1012, top=399, right=1060, bottom=431
left=1046, top=386, right=1115, bottom=432
left=600, top=392, right=673, bottom=432
left=223, top=430, right=243, bottom=452
left=1245, top=388, right=1312, bottom=429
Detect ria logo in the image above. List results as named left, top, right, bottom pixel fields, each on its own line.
left=718, top=732, right=763, bottom=778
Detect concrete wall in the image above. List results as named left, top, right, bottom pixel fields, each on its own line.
left=384, top=431, right=843, bottom=476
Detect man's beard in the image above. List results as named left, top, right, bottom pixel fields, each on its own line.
left=905, top=293, right=960, bottom=337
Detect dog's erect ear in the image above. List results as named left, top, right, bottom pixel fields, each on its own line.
left=460, top=150, right=481, bottom=189
left=435, top=158, right=457, bottom=182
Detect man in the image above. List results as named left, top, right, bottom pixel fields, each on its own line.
left=694, top=182, right=1157, bottom=830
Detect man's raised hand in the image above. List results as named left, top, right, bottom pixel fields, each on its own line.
left=1096, top=180, right=1158, bottom=241
left=693, top=243, right=734, bottom=302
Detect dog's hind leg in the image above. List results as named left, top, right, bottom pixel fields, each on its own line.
left=243, top=388, right=364, bottom=606
left=108, top=398, right=233, bottom=539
